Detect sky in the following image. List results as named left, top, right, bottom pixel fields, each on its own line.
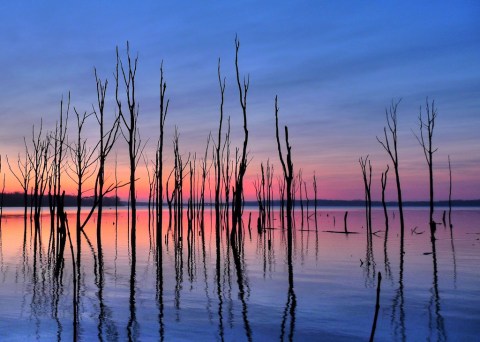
left=0, top=1, right=479, bottom=201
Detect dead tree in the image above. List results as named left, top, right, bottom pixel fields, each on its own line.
left=49, top=95, right=70, bottom=230
left=27, top=121, right=51, bottom=228
left=262, top=160, right=274, bottom=227
left=231, top=37, right=250, bottom=239
left=222, top=117, right=232, bottom=225
left=253, top=165, right=266, bottom=232
left=172, top=128, right=190, bottom=236
left=448, top=155, right=452, bottom=227
left=277, top=175, right=286, bottom=228
left=115, top=42, right=143, bottom=238
left=313, top=172, right=318, bottom=221
left=377, top=100, right=405, bottom=237
left=414, top=99, right=437, bottom=235
left=381, top=165, right=390, bottom=230
left=156, top=62, right=169, bottom=248
left=92, top=69, right=120, bottom=243
left=215, top=59, right=225, bottom=228
left=7, top=146, right=32, bottom=223
left=66, top=109, right=98, bottom=232
left=199, top=135, right=211, bottom=229
left=298, top=169, right=304, bottom=226
left=144, top=154, right=155, bottom=237
left=274, top=96, right=294, bottom=229
left=360, top=156, right=373, bottom=231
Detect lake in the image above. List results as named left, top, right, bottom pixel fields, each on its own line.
left=0, top=206, right=478, bottom=341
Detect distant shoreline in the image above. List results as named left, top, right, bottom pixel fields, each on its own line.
left=1, top=192, right=479, bottom=208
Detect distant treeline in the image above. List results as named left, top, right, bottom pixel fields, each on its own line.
left=4, top=192, right=477, bottom=208
left=1, top=192, right=123, bottom=207
left=135, top=199, right=480, bottom=208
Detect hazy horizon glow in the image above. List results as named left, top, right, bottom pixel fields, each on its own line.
left=0, top=2, right=479, bottom=201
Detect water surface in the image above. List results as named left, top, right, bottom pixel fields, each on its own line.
left=0, top=207, right=478, bottom=341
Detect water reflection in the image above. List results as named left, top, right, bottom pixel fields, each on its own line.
left=0, top=207, right=479, bottom=340
left=391, top=235, right=406, bottom=342
left=280, top=220, right=296, bottom=341
left=428, top=223, right=446, bottom=341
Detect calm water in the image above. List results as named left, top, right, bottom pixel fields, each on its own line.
left=0, top=206, right=478, bottom=341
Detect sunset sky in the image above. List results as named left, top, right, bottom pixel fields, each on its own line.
left=0, top=2, right=478, bottom=201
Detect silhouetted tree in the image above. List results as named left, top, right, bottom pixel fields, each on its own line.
left=232, top=37, right=250, bottom=238
left=274, top=96, right=294, bottom=229
left=222, top=117, right=232, bottom=226
left=156, top=62, right=169, bottom=249
left=49, top=95, right=69, bottom=231
left=414, top=98, right=437, bottom=236
left=6, top=145, right=32, bottom=223
left=92, top=69, right=120, bottom=243
left=27, top=121, right=51, bottom=228
left=66, top=109, right=98, bottom=232
left=115, top=42, right=143, bottom=240
left=313, top=172, right=318, bottom=229
left=377, top=100, right=405, bottom=237
left=381, top=165, right=390, bottom=230
left=215, top=59, right=225, bottom=229
left=359, top=155, right=372, bottom=231
left=448, top=155, right=452, bottom=228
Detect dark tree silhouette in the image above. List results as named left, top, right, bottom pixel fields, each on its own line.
left=221, top=117, right=232, bottom=226
left=359, top=155, right=372, bottom=231
left=448, top=155, right=453, bottom=228
left=369, top=272, right=382, bottom=342
left=313, top=172, right=318, bottom=228
left=231, top=37, right=250, bottom=237
left=414, top=99, right=437, bottom=236
left=6, top=145, right=32, bottom=223
left=27, top=120, right=51, bottom=228
left=274, top=96, right=294, bottom=230
left=156, top=62, right=169, bottom=249
left=377, top=100, right=405, bottom=238
left=215, top=59, right=225, bottom=229
left=46, top=95, right=69, bottom=231
left=115, top=42, right=143, bottom=239
left=66, top=109, right=98, bottom=231
left=381, top=164, right=390, bottom=230
left=92, top=69, right=120, bottom=243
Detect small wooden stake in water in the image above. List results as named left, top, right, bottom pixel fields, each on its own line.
left=369, top=272, right=382, bottom=342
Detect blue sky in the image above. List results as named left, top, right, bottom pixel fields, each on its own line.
left=0, top=1, right=479, bottom=200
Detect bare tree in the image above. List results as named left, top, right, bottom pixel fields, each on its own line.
left=359, top=155, right=372, bottom=231
left=7, top=145, right=32, bottom=223
left=115, top=42, right=144, bottom=238
left=27, top=121, right=51, bottom=228
left=215, top=59, right=225, bottom=229
left=231, top=37, right=250, bottom=237
left=414, top=99, right=438, bottom=235
left=66, top=109, right=98, bottom=232
left=199, top=135, right=211, bottom=229
left=156, top=62, right=169, bottom=249
left=91, top=69, right=120, bottom=242
left=222, top=117, right=232, bottom=226
left=377, top=100, right=405, bottom=237
left=448, top=155, right=453, bottom=228
left=274, top=96, right=294, bottom=229
left=313, top=172, right=318, bottom=229
left=381, top=165, right=389, bottom=230
left=297, top=169, right=304, bottom=226
left=265, top=160, right=274, bottom=227
left=277, top=175, right=286, bottom=228
left=49, top=95, right=70, bottom=230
